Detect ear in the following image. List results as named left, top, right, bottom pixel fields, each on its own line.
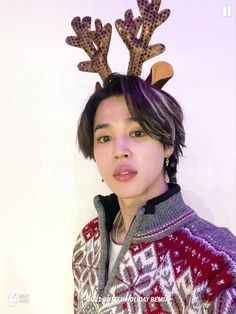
left=146, top=61, right=174, bottom=89
left=95, top=81, right=102, bottom=92
left=165, top=146, right=174, bottom=158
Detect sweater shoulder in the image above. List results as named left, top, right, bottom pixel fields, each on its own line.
left=183, top=215, right=236, bottom=259
left=73, top=216, right=100, bottom=254
left=81, top=216, right=100, bottom=241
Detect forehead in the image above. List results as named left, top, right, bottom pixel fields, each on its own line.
left=94, top=95, right=131, bottom=124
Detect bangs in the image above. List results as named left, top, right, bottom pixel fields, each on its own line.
left=120, top=76, right=174, bottom=146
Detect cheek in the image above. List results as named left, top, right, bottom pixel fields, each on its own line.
left=138, top=142, right=165, bottom=159
left=93, top=148, right=108, bottom=173
left=94, top=141, right=113, bottom=159
left=93, top=144, right=101, bottom=160
left=137, top=145, right=165, bottom=170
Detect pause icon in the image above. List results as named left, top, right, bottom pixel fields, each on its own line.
left=222, top=5, right=232, bottom=17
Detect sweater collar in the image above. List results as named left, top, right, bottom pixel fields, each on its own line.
left=144, top=183, right=181, bottom=214
left=94, top=184, right=186, bottom=233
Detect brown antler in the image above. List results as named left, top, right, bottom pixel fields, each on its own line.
left=115, top=0, right=170, bottom=76
left=66, top=16, right=112, bottom=81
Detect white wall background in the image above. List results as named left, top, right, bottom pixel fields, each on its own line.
left=0, top=0, right=235, bottom=313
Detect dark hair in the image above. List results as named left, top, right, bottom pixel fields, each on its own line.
left=77, top=73, right=185, bottom=183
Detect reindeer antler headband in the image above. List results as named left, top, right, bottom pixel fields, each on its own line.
left=66, top=0, right=173, bottom=89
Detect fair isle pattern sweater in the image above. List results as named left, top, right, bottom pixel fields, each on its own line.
left=72, top=185, right=236, bottom=313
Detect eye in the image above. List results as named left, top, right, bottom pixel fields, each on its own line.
left=130, top=130, right=146, bottom=138
left=97, top=135, right=111, bottom=143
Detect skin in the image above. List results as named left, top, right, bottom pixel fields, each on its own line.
left=93, top=95, right=173, bottom=244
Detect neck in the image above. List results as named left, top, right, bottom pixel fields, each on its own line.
left=116, top=181, right=169, bottom=243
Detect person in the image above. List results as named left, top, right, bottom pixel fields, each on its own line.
left=72, top=73, right=236, bottom=313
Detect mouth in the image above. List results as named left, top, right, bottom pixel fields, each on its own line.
left=113, top=166, right=137, bottom=182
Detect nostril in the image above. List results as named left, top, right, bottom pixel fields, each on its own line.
left=113, top=153, right=129, bottom=159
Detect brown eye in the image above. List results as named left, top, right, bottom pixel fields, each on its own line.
left=130, top=130, right=145, bottom=138
left=98, top=135, right=111, bottom=143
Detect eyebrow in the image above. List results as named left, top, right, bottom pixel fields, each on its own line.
left=94, top=117, right=137, bottom=133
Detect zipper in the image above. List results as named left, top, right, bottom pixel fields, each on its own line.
left=98, top=209, right=145, bottom=298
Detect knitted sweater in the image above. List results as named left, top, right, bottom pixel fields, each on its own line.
left=72, top=185, right=236, bottom=313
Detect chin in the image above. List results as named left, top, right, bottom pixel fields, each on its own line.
left=112, top=186, right=145, bottom=200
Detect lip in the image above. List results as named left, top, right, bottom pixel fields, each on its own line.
left=113, top=164, right=137, bottom=182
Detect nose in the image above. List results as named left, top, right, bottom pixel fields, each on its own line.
left=113, top=137, right=131, bottom=160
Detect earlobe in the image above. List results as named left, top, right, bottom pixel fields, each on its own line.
left=165, top=146, right=174, bottom=158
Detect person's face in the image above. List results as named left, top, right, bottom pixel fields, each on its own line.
left=93, top=95, right=173, bottom=201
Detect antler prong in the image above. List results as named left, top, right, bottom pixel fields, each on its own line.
left=66, top=16, right=112, bottom=81
left=115, top=0, right=170, bottom=76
